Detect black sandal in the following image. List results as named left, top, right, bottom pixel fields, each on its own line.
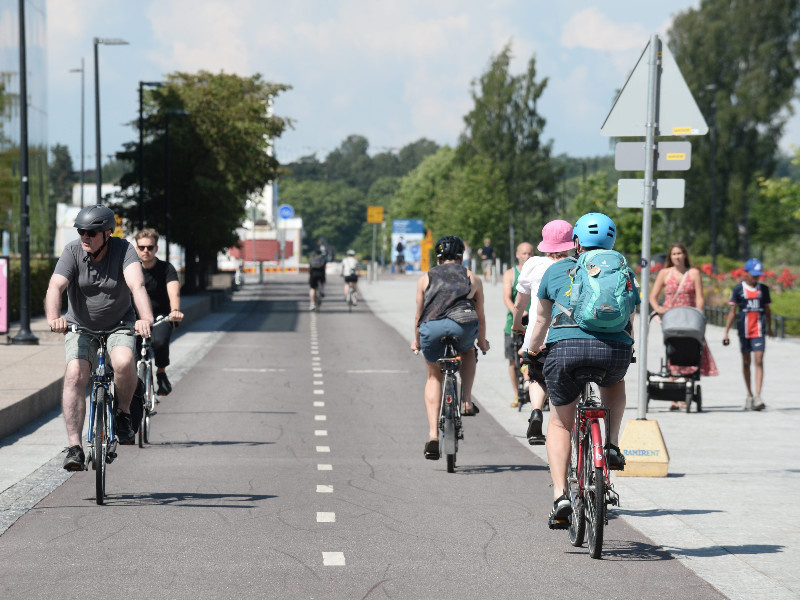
left=462, top=402, right=480, bottom=416
left=424, top=439, right=440, bottom=460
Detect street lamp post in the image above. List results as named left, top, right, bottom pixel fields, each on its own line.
left=705, top=84, right=718, bottom=272
left=163, top=109, right=188, bottom=265
left=11, top=0, right=37, bottom=345
left=93, top=37, right=128, bottom=205
left=138, top=81, right=163, bottom=229
left=69, top=59, right=85, bottom=208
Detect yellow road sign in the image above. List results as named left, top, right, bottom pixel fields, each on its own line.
left=367, top=206, right=384, bottom=224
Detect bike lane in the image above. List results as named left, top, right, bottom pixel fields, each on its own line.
left=0, top=277, right=725, bottom=599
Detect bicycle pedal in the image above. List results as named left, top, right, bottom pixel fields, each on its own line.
left=149, top=410, right=157, bottom=416
left=606, top=489, right=621, bottom=507
left=527, top=436, right=546, bottom=446
left=548, top=518, right=569, bottom=530
left=106, top=452, right=117, bottom=464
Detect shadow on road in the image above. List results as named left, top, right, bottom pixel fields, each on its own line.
left=104, top=491, right=277, bottom=508
left=616, top=508, right=724, bottom=517
left=154, top=440, right=276, bottom=448
left=453, top=463, right=549, bottom=474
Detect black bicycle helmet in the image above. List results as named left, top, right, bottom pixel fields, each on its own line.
left=434, top=235, right=465, bottom=260
left=73, top=204, right=115, bottom=231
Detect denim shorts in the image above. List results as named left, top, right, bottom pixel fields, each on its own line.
left=64, top=327, right=136, bottom=365
left=419, top=318, right=479, bottom=362
left=739, top=335, right=765, bottom=353
left=543, top=338, right=633, bottom=406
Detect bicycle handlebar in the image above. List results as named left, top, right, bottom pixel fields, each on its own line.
left=69, top=323, right=134, bottom=337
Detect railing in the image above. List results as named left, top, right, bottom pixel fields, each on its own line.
left=704, top=306, right=799, bottom=339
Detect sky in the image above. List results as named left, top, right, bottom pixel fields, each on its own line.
left=47, top=0, right=799, bottom=169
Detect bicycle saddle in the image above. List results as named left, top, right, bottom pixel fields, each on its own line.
left=439, top=335, right=460, bottom=344
left=571, top=366, right=607, bottom=385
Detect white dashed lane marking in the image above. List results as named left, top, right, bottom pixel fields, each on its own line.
left=316, top=446, right=330, bottom=453
left=314, top=430, right=328, bottom=436
left=317, top=512, right=336, bottom=522
left=322, top=552, right=345, bottom=566
left=317, top=485, right=333, bottom=493
left=315, top=415, right=326, bottom=421
left=318, top=464, right=332, bottom=470
left=313, top=401, right=324, bottom=407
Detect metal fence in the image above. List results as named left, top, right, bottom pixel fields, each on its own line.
left=703, top=306, right=799, bottom=339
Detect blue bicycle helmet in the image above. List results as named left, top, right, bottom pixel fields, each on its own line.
left=573, top=213, right=616, bottom=249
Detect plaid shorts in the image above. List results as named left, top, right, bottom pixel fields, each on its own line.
left=543, top=338, right=633, bottom=406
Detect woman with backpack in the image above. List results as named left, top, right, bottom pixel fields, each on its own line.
left=522, top=213, right=640, bottom=528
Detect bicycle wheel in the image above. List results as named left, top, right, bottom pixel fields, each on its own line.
left=568, top=427, right=586, bottom=547
left=94, top=387, right=107, bottom=505
left=585, top=422, right=606, bottom=559
left=143, top=363, right=154, bottom=444
left=137, top=364, right=146, bottom=448
left=442, top=376, right=458, bottom=473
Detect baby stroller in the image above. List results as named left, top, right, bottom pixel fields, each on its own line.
left=646, top=306, right=705, bottom=413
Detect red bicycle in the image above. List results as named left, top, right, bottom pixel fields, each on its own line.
left=561, top=366, right=620, bottom=559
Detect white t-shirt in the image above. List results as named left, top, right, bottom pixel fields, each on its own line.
left=341, top=256, right=358, bottom=276
left=516, top=255, right=556, bottom=349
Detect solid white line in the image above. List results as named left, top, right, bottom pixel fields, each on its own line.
left=314, top=430, right=328, bottom=436
left=313, top=390, right=325, bottom=395
left=222, top=368, right=286, bottom=372
left=317, top=512, right=336, bottom=523
left=313, top=401, right=325, bottom=407
left=317, top=464, right=332, bottom=470
left=316, top=446, right=330, bottom=453
left=346, top=369, right=409, bottom=374
left=315, top=415, right=326, bottom=421
left=317, top=485, right=333, bottom=493
left=322, top=552, right=345, bottom=566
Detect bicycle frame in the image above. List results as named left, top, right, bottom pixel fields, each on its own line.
left=87, top=336, right=117, bottom=453
left=437, top=340, right=462, bottom=473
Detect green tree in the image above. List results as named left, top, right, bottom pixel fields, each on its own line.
left=457, top=42, right=560, bottom=261
left=668, top=0, right=800, bottom=259
left=751, top=148, right=800, bottom=263
left=116, top=71, right=290, bottom=290
left=49, top=144, right=76, bottom=205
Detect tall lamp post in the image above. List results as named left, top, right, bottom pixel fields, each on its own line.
left=164, top=109, right=188, bottom=265
left=705, top=84, right=718, bottom=272
left=138, top=81, right=163, bottom=229
left=69, top=59, right=85, bottom=208
left=93, top=37, right=128, bottom=204
left=11, top=0, right=37, bottom=344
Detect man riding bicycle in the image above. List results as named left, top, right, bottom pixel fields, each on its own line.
left=45, top=204, right=154, bottom=470
left=135, top=228, right=184, bottom=395
left=523, top=213, right=638, bottom=526
left=308, top=248, right=327, bottom=310
left=341, top=249, right=359, bottom=304
left=411, top=235, right=490, bottom=460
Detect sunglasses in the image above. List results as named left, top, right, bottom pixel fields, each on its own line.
left=77, top=229, right=99, bottom=238
left=137, top=244, right=155, bottom=251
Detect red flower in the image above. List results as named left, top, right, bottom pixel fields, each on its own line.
left=701, top=263, right=713, bottom=276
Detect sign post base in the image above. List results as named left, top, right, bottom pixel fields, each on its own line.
left=617, top=418, right=669, bottom=477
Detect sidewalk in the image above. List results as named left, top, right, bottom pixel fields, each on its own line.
left=361, top=273, right=800, bottom=600
left=0, top=289, right=231, bottom=441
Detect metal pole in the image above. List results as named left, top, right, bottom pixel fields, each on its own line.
left=138, top=82, right=144, bottom=229
left=11, top=0, right=37, bottom=344
left=710, top=100, right=718, bottom=272
left=79, top=58, right=85, bottom=208
left=164, top=115, right=170, bottom=264
left=371, top=223, right=377, bottom=282
left=636, top=34, right=660, bottom=420
left=93, top=38, right=101, bottom=204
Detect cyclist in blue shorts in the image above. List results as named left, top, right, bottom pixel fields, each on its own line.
left=412, top=235, right=490, bottom=460
left=523, top=213, right=639, bottom=526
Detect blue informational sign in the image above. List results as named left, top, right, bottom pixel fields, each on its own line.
left=409, top=244, right=421, bottom=261
left=391, top=218, right=425, bottom=271
left=278, top=204, right=294, bottom=219
left=392, top=219, right=424, bottom=234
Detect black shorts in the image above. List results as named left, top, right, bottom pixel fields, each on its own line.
left=543, top=338, right=632, bottom=406
left=344, top=275, right=358, bottom=283
left=309, top=271, right=325, bottom=289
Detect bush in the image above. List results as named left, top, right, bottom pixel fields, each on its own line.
left=771, top=290, right=800, bottom=336
left=4, top=258, right=58, bottom=323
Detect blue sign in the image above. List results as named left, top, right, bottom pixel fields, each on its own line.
left=278, top=204, right=294, bottom=219
left=392, top=219, right=424, bottom=234
left=409, top=244, right=421, bottom=261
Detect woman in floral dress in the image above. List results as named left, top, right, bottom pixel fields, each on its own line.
left=649, top=243, right=718, bottom=409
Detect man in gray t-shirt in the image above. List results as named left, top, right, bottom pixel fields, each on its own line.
left=45, top=204, right=154, bottom=470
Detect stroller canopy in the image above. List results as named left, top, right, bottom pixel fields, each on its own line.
left=661, top=306, right=706, bottom=345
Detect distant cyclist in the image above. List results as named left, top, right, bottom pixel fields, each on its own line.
left=309, top=248, right=327, bottom=309
left=341, top=249, right=359, bottom=304
left=523, top=213, right=638, bottom=526
left=411, top=235, right=490, bottom=460
left=45, top=204, right=153, bottom=470
left=503, top=242, right=533, bottom=408
left=135, top=228, right=184, bottom=395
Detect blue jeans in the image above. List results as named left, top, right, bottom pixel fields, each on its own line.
left=419, top=318, right=479, bottom=362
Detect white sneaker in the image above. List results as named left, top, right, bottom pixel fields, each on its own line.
left=744, top=395, right=754, bottom=410
left=752, top=396, right=766, bottom=411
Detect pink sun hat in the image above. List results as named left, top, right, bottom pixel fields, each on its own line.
left=537, top=219, right=575, bottom=253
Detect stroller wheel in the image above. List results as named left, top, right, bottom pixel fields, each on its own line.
left=694, top=385, right=702, bottom=412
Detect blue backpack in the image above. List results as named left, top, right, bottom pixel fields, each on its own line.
left=554, top=250, right=637, bottom=333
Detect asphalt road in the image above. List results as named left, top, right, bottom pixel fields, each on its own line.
left=0, top=278, right=725, bottom=599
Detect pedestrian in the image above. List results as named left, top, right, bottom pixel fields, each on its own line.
left=503, top=242, right=533, bottom=408
left=396, top=237, right=406, bottom=273
left=649, top=242, right=718, bottom=410
left=462, top=241, right=471, bottom=267
left=723, top=258, right=773, bottom=411
left=478, top=237, right=494, bottom=282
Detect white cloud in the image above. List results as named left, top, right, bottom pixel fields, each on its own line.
left=561, top=8, right=648, bottom=52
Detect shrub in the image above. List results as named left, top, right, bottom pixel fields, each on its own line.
left=4, top=258, right=58, bottom=323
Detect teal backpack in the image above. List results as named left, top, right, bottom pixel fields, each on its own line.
left=554, top=250, right=637, bottom=333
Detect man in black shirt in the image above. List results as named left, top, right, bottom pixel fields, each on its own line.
left=135, top=229, right=184, bottom=395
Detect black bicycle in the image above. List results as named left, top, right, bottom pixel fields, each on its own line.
left=136, top=315, right=172, bottom=446
left=437, top=336, right=464, bottom=473
left=72, top=324, right=134, bottom=505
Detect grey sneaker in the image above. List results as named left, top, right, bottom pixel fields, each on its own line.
left=744, top=395, right=754, bottom=410
left=752, top=396, right=766, bottom=411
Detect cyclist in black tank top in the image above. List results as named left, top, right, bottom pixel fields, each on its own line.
left=412, top=235, right=490, bottom=460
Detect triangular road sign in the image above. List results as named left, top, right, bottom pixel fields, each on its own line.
left=601, top=39, right=708, bottom=137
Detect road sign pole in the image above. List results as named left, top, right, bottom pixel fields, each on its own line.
left=637, top=34, right=660, bottom=420
left=371, top=223, right=377, bottom=282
